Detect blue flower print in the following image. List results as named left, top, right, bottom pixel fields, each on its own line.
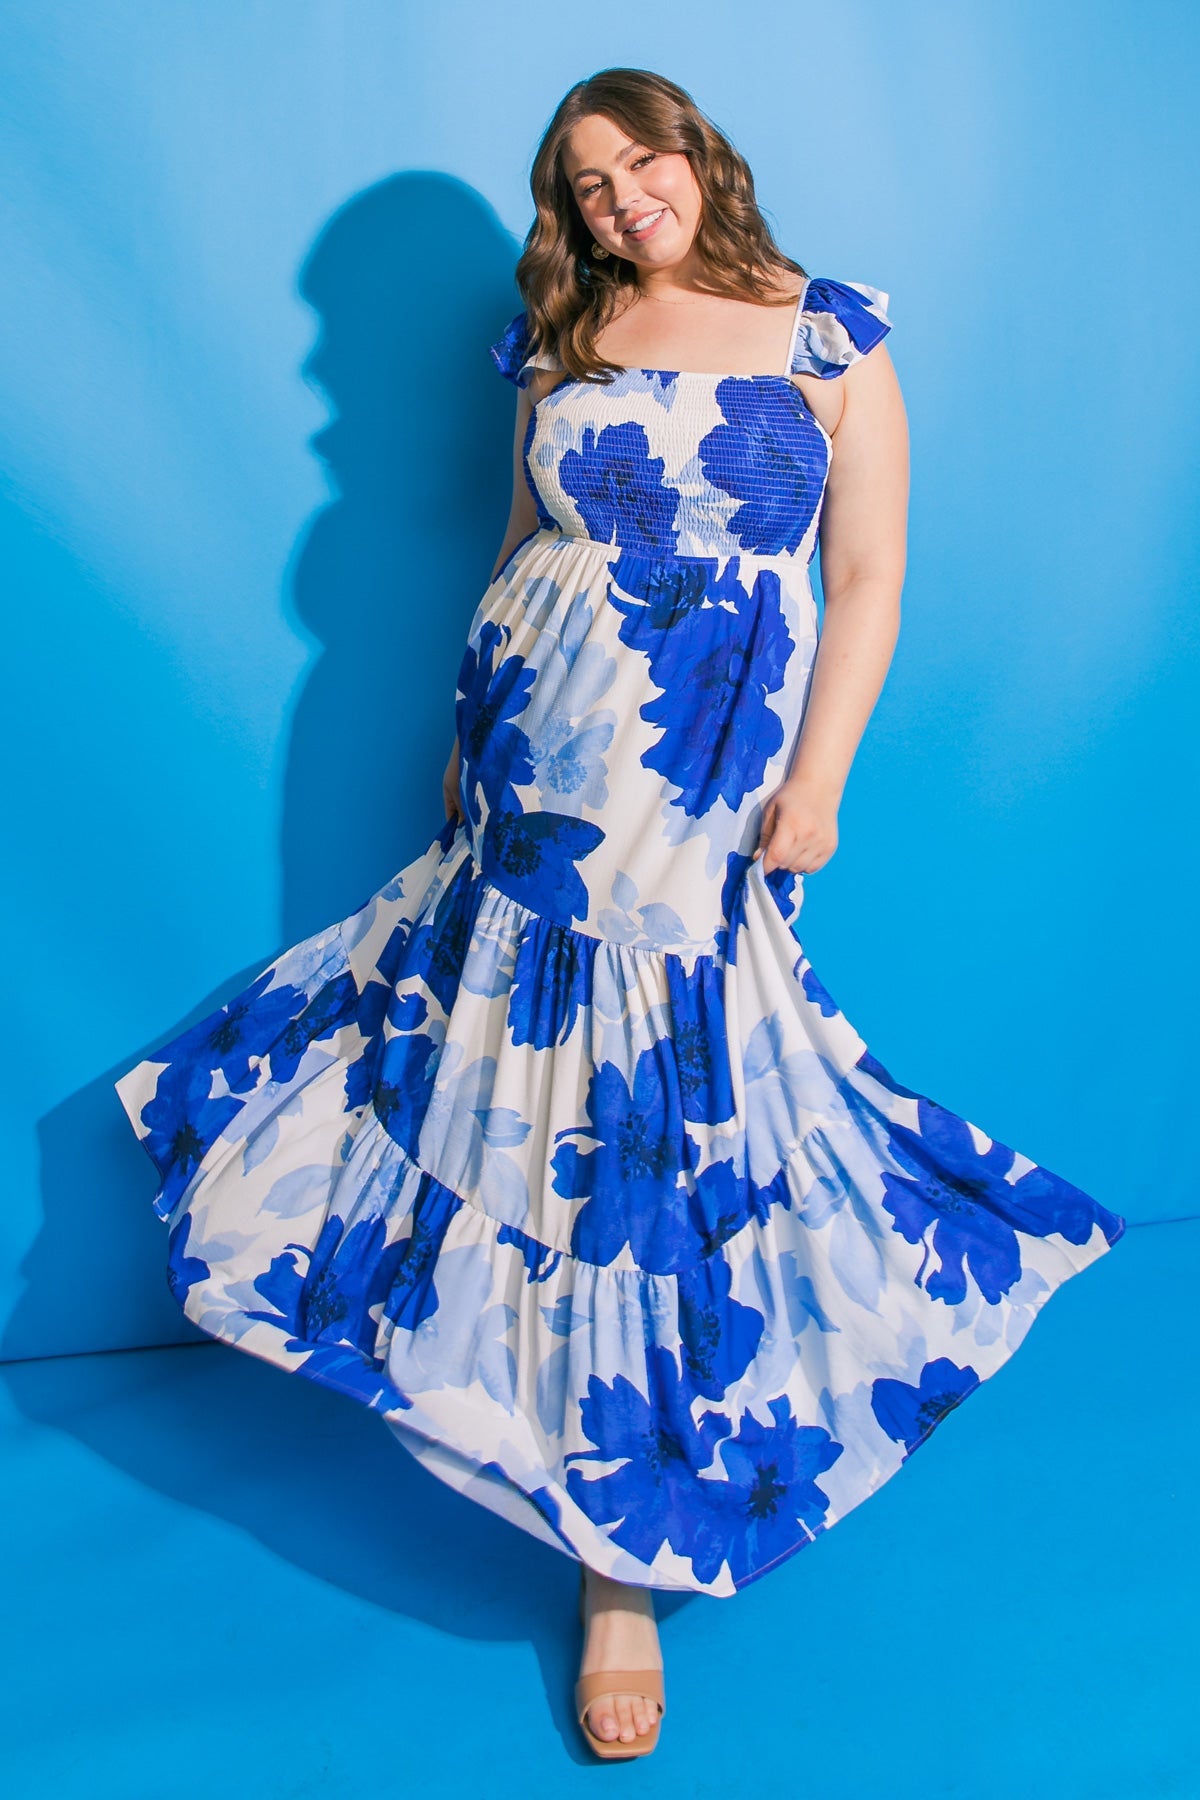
left=559, top=421, right=679, bottom=551
left=507, top=912, right=596, bottom=1050
left=244, top=1213, right=413, bottom=1411
left=166, top=1210, right=209, bottom=1304
left=714, top=848, right=754, bottom=964
left=160, top=969, right=311, bottom=1096
left=564, top=1343, right=736, bottom=1584
left=863, top=1070, right=1123, bottom=1304
left=489, top=310, right=533, bottom=386
left=381, top=1174, right=464, bottom=1331
left=266, top=970, right=362, bottom=1085
left=455, top=619, right=537, bottom=827
left=566, top=1347, right=843, bottom=1588
left=529, top=713, right=615, bottom=811
left=608, top=554, right=793, bottom=818
left=665, top=952, right=736, bottom=1126
left=801, top=963, right=839, bottom=1017
left=552, top=1046, right=705, bottom=1273
left=871, top=1356, right=980, bottom=1454
left=394, top=856, right=478, bottom=1020
left=712, top=1395, right=843, bottom=1587
left=497, top=1221, right=564, bottom=1283
left=137, top=1060, right=243, bottom=1213
left=593, top=865, right=695, bottom=950
left=384, top=1242, right=517, bottom=1406
left=699, top=378, right=828, bottom=554
left=676, top=1252, right=764, bottom=1401
left=479, top=807, right=605, bottom=925
left=372, top=1017, right=442, bottom=1163
left=248, top=1216, right=356, bottom=1346
left=344, top=972, right=394, bottom=1112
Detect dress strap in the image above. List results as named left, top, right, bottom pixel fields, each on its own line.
left=489, top=309, right=563, bottom=389
left=788, top=277, right=892, bottom=379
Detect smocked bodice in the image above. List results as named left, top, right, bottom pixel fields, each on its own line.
left=522, top=371, right=834, bottom=562
left=490, top=275, right=893, bottom=566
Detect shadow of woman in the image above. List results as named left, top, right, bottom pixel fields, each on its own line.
left=6, top=171, right=664, bottom=1752
left=281, top=169, right=519, bottom=941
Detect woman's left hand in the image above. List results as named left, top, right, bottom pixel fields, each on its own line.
left=752, top=777, right=840, bottom=875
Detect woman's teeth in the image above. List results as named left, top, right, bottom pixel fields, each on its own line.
left=625, top=208, right=666, bottom=237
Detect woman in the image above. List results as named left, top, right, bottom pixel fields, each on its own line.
left=116, top=67, right=1126, bottom=1762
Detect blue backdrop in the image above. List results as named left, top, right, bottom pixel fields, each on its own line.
left=3, top=0, right=1197, bottom=1362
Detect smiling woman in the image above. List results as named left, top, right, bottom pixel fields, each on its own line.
left=114, top=63, right=1126, bottom=1765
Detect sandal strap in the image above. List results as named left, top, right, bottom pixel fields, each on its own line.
left=575, top=1668, right=666, bottom=1723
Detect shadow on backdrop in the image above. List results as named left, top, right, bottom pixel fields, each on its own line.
left=3, top=175, right=645, bottom=1723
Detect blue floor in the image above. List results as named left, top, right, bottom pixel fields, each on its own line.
left=1, top=1217, right=1193, bottom=1799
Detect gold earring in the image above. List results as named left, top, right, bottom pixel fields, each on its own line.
left=591, top=241, right=610, bottom=260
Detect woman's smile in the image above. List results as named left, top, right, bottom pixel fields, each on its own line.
left=623, top=205, right=668, bottom=240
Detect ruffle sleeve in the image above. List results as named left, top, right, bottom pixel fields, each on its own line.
left=488, top=309, right=563, bottom=389
left=789, top=276, right=892, bottom=379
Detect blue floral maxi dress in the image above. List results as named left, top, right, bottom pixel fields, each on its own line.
left=115, top=276, right=1126, bottom=1597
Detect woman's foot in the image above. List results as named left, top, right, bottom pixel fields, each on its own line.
left=578, top=1566, right=663, bottom=1747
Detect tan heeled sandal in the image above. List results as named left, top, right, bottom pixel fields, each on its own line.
left=575, top=1566, right=665, bottom=1760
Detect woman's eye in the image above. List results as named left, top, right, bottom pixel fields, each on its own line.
left=633, top=151, right=657, bottom=169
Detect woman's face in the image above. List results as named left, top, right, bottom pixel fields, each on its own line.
left=561, top=112, right=702, bottom=270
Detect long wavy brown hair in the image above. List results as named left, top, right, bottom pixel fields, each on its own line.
left=516, top=67, right=807, bottom=384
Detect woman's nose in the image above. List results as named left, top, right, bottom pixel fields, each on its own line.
left=609, top=178, right=644, bottom=218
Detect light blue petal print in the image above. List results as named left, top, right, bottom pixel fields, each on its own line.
left=261, top=1165, right=336, bottom=1219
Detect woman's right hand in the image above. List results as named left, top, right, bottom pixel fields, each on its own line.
left=443, top=734, right=464, bottom=824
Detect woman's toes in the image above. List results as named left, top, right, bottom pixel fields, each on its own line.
left=591, top=1700, right=620, bottom=1741
left=631, top=1695, right=651, bottom=1735
left=615, top=1695, right=637, bottom=1742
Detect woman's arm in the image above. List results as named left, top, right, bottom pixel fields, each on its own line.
left=444, top=383, right=545, bottom=821
left=756, top=343, right=910, bottom=874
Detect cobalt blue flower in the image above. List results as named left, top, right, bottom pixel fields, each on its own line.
left=394, top=856, right=478, bottom=1019
left=247, top=1214, right=344, bottom=1338
left=137, top=1060, right=243, bottom=1214
left=507, top=912, right=597, bottom=1049
left=700, top=379, right=829, bottom=553
left=872, top=1086, right=1122, bottom=1305
left=711, top=1395, right=843, bottom=1586
left=344, top=916, right=421, bottom=1111
left=665, top=953, right=736, bottom=1126
left=714, top=847, right=754, bottom=964
left=381, top=1174, right=464, bottom=1331
left=676, top=1251, right=764, bottom=1401
left=564, top=1343, right=736, bottom=1584
left=552, top=1045, right=704, bottom=1273
left=166, top=1210, right=209, bottom=1304
left=372, top=1020, right=442, bottom=1162
left=566, top=1349, right=842, bottom=1587
left=765, top=864, right=802, bottom=934
left=301, top=1213, right=413, bottom=1355
left=479, top=806, right=605, bottom=925
left=455, top=619, right=538, bottom=827
left=608, top=557, right=793, bottom=817
left=266, top=970, right=362, bottom=1085
left=245, top=1213, right=414, bottom=1408
left=871, top=1356, right=980, bottom=1454
left=155, top=969, right=311, bottom=1096
left=559, top=421, right=679, bottom=551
